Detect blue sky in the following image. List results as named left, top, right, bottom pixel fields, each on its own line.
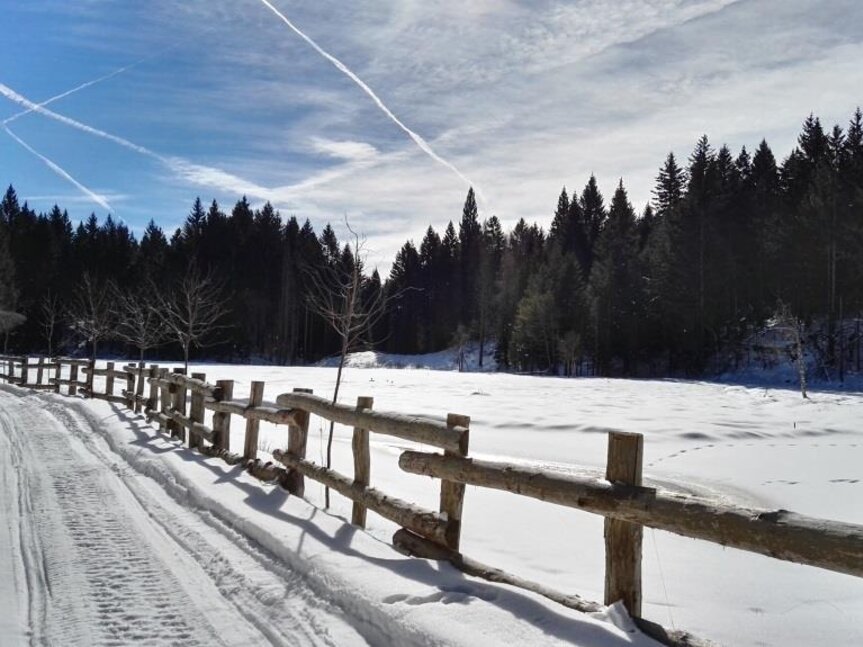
left=2, top=0, right=862, bottom=273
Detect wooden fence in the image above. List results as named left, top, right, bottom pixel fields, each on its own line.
left=1, top=354, right=861, bottom=647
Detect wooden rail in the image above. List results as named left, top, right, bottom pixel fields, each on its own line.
left=1, top=354, right=860, bottom=647
left=398, top=451, right=863, bottom=579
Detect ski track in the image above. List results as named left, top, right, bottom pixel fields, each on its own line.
left=0, top=388, right=370, bottom=647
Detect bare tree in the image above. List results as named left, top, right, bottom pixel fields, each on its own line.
left=115, top=284, right=169, bottom=362
left=304, top=220, right=400, bottom=508
left=156, top=265, right=230, bottom=372
left=40, top=292, right=61, bottom=356
left=67, top=273, right=115, bottom=360
left=0, top=310, right=25, bottom=353
left=773, top=301, right=808, bottom=399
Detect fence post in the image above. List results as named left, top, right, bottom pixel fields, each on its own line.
left=105, top=361, right=115, bottom=399
left=604, top=431, right=644, bottom=618
left=134, top=361, right=145, bottom=412
left=146, top=365, right=159, bottom=412
left=53, top=359, right=61, bottom=394
left=351, top=396, right=374, bottom=528
left=86, top=358, right=95, bottom=398
left=70, top=362, right=79, bottom=396
left=284, top=387, right=313, bottom=495
left=439, top=413, right=470, bottom=551
left=213, top=379, right=234, bottom=452
left=19, top=357, right=28, bottom=385
left=171, top=367, right=187, bottom=442
left=189, top=372, right=206, bottom=450
left=36, top=357, right=45, bottom=387
left=159, top=368, right=171, bottom=434
left=125, top=366, right=135, bottom=409
left=243, top=381, right=265, bottom=461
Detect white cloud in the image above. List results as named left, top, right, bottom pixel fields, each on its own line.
left=310, top=138, right=379, bottom=162
left=6, top=0, right=863, bottom=275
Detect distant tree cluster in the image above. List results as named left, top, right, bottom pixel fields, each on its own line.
left=2, top=110, right=862, bottom=376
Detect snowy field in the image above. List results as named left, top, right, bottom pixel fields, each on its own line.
left=3, top=362, right=862, bottom=646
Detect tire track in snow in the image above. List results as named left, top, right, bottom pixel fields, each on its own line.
left=0, top=387, right=371, bottom=646
left=43, top=397, right=366, bottom=647
left=0, top=391, right=235, bottom=646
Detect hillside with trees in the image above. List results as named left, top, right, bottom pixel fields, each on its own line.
left=2, top=110, right=862, bottom=377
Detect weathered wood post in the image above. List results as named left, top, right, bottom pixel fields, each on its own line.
left=440, top=413, right=470, bottom=551
left=53, top=359, right=61, bottom=394
left=284, top=387, right=313, bottom=496
left=86, top=358, right=95, bottom=398
left=243, top=381, right=265, bottom=461
left=124, top=366, right=135, bottom=409
left=36, top=357, right=45, bottom=387
left=146, top=365, right=159, bottom=413
left=70, top=362, right=79, bottom=396
left=18, top=357, right=27, bottom=385
left=171, top=367, right=187, bottom=442
left=604, top=431, right=644, bottom=618
left=134, top=361, right=146, bottom=413
left=213, top=379, right=234, bottom=452
left=105, top=361, right=115, bottom=399
left=189, top=372, right=206, bottom=450
left=351, top=396, right=374, bottom=528
left=158, top=368, right=171, bottom=434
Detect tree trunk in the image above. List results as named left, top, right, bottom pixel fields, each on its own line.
left=324, top=338, right=348, bottom=509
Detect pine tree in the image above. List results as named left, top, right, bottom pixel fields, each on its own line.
left=590, top=180, right=642, bottom=374
left=653, top=152, right=685, bottom=218
left=458, top=187, right=482, bottom=328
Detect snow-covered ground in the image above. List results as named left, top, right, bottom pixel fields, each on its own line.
left=0, top=382, right=662, bottom=647
left=3, top=361, right=862, bottom=646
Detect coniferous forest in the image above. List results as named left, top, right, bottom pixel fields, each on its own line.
left=1, top=110, right=862, bottom=377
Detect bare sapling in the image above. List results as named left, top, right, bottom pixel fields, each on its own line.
left=774, top=301, right=808, bottom=399
left=115, top=283, right=169, bottom=362
left=40, top=292, right=61, bottom=357
left=67, top=273, right=115, bottom=360
left=155, top=264, right=231, bottom=373
left=304, top=218, right=401, bottom=508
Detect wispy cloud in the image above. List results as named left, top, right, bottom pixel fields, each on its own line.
left=256, top=0, right=482, bottom=199
left=4, top=0, right=863, bottom=275
left=0, top=81, right=272, bottom=201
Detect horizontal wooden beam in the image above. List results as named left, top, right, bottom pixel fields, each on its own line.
left=148, top=374, right=222, bottom=398
left=50, top=378, right=87, bottom=387
left=273, top=449, right=451, bottom=546
left=51, top=357, right=91, bottom=366
left=275, top=392, right=467, bottom=454
left=399, top=451, right=863, bottom=578
left=204, top=398, right=298, bottom=426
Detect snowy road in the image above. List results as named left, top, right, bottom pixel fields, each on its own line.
left=0, top=388, right=369, bottom=646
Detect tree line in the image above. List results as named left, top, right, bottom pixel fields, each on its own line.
left=1, top=109, right=862, bottom=376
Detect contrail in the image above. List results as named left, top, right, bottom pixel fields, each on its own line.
left=4, top=61, right=142, bottom=126
left=257, top=0, right=482, bottom=198
left=0, top=82, right=155, bottom=157
left=4, top=125, right=113, bottom=212
left=0, top=82, right=271, bottom=199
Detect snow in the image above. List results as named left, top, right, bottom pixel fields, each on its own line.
left=316, top=341, right=498, bottom=372
left=2, top=360, right=862, bottom=646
